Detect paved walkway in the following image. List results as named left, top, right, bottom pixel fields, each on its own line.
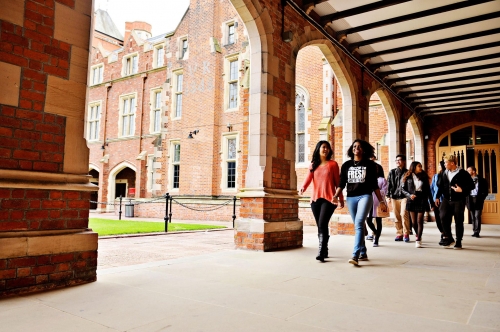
left=1, top=220, right=499, bottom=331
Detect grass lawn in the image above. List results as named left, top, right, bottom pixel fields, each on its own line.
left=89, top=218, right=227, bottom=236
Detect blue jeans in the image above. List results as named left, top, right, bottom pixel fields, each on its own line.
left=346, top=194, right=374, bottom=257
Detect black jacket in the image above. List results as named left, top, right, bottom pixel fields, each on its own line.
left=436, top=168, right=474, bottom=202
left=386, top=167, right=407, bottom=199
left=401, top=174, right=435, bottom=208
left=466, top=175, right=489, bottom=210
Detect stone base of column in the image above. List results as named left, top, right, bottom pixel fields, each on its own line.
left=235, top=219, right=302, bottom=251
left=0, top=230, right=98, bottom=297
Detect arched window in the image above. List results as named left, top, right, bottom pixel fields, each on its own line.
left=295, top=86, right=309, bottom=165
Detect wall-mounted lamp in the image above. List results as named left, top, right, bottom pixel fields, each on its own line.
left=101, top=143, right=109, bottom=150
left=226, top=123, right=232, bottom=132
left=187, top=129, right=199, bottom=139
left=282, top=31, right=293, bottom=43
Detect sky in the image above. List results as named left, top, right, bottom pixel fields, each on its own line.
left=94, top=0, right=190, bottom=36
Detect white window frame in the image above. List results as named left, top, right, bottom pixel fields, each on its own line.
left=179, top=36, right=188, bottom=60
left=169, top=141, right=181, bottom=191
left=146, top=154, right=155, bottom=192
left=221, top=133, right=239, bottom=192
left=295, top=85, right=310, bottom=167
left=222, top=20, right=238, bottom=46
left=153, top=44, right=165, bottom=68
left=171, top=70, right=183, bottom=119
left=90, top=64, right=103, bottom=85
left=150, top=88, right=162, bottom=133
left=122, top=53, right=139, bottom=76
left=224, top=54, right=240, bottom=111
left=87, top=101, right=101, bottom=141
left=118, top=93, right=137, bottom=137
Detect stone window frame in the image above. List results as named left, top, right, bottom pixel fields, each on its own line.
left=295, top=85, right=311, bottom=168
left=87, top=101, right=102, bottom=141
left=177, top=35, right=189, bottom=60
left=224, top=53, right=240, bottom=112
left=222, top=19, right=238, bottom=46
left=220, top=132, right=239, bottom=192
left=118, top=92, right=138, bottom=138
left=122, top=52, right=139, bottom=76
left=90, top=63, right=104, bottom=85
left=171, top=69, right=184, bottom=120
left=153, top=43, right=165, bottom=68
left=169, top=140, right=181, bottom=191
left=150, top=87, right=162, bottom=134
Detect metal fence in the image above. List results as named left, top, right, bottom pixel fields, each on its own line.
left=90, top=193, right=238, bottom=232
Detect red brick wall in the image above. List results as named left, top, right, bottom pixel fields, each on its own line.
left=0, top=250, right=96, bottom=296
left=0, top=189, right=90, bottom=231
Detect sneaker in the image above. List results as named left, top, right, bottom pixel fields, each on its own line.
left=366, top=235, right=374, bottom=241
left=471, top=233, right=477, bottom=237
left=476, top=234, right=481, bottom=238
left=404, top=235, right=410, bottom=243
left=395, top=236, right=403, bottom=241
left=359, top=254, right=368, bottom=261
left=439, top=238, right=445, bottom=246
left=348, top=257, right=358, bottom=265
left=443, top=238, right=456, bottom=248
left=415, top=241, right=422, bottom=248
left=373, top=242, right=379, bottom=247
left=454, top=241, right=462, bottom=250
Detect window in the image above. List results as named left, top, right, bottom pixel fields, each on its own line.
left=173, top=72, right=183, bottom=118
left=147, top=155, right=155, bottom=191
left=228, top=23, right=235, bottom=45
left=123, top=54, right=138, bottom=76
left=226, top=137, right=237, bottom=188
left=91, top=65, right=103, bottom=85
left=87, top=103, right=100, bottom=140
left=228, top=59, right=238, bottom=109
left=180, top=38, right=188, bottom=59
left=295, top=88, right=308, bottom=164
left=154, top=45, right=164, bottom=68
left=172, top=143, right=181, bottom=189
left=152, top=90, right=162, bottom=133
left=120, top=95, right=136, bottom=137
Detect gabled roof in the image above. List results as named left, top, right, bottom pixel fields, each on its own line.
left=94, top=9, right=124, bottom=41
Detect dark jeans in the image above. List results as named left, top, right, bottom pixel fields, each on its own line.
left=434, top=206, right=443, bottom=234
left=311, top=198, right=337, bottom=237
left=469, top=197, right=482, bottom=234
left=366, top=209, right=382, bottom=244
left=440, top=199, right=465, bottom=242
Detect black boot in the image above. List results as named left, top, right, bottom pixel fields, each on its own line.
left=316, top=234, right=325, bottom=262
left=322, top=234, right=330, bottom=258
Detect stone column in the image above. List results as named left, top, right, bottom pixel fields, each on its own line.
left=0, top=0, right=97, bottom=296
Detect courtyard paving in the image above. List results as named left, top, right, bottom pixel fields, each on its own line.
left=1, top=217, right=499, bottom=331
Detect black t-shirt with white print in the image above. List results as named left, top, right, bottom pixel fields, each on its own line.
left=339, top=159, right=379, bottom=197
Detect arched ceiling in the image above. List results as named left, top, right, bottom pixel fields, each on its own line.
left=288, top=0, right=500, bottom=117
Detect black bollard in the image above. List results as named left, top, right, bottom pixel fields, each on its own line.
left=164, top=193, right=170, bottom=232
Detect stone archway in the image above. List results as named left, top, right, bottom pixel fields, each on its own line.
left=107, top=161, right=137, bottom=212
left=408, top=114, right=424, bottom=164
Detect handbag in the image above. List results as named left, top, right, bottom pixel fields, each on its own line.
left=376, top=202, right=390, bottom=218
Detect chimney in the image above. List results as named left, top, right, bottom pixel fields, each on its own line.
left=124, top=21, right=153, bottom=46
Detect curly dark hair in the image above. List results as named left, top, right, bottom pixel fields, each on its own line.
left=310, top=141, right=333, bottom=172
left=403, top=161, right=429, bottom=182
left=346, top=139, right=375, bottom=160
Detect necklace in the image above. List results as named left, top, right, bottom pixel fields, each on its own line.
left=353, top=159, right=361, bottom=166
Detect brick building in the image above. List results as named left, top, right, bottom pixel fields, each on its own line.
left=87, top=1, right=250, bottom=222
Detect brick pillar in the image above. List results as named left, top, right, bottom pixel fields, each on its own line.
left=0, top=0, right=97, bottom=296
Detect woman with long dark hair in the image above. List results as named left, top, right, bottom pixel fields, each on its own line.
left=300, top=141, right=343, bottom=262
left=332, top=139, right=387, bottom=265
left=401, top=161, right=435, bottom=248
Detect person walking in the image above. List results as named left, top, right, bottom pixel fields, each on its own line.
left=300, top=141, right=344, bottom=262
left=387, top=155, right=411, bottom=242
left=332, top=139, right=387, bottom=266
left=435, top=154, right=474, bottom=249
left=466, top=166, right=488, bottom=238
left=401, top=161, right=435, bottom=248
left=366, top=162, right=388, bottom=247
left=431, top=161, right=446, bottom=245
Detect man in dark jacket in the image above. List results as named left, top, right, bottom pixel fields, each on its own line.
left=435, top=154, right=474, bottom=249
left=466, top=166, right=489, bottom=238
left=386, top=154, right=410, bottom=242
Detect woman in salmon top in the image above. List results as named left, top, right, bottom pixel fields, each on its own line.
left=300, top=141, right=344, bottom=262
